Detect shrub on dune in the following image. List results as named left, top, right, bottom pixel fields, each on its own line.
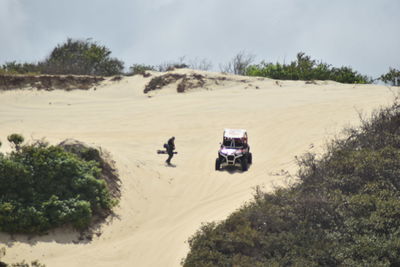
left=245, top=52, right=371, bottom=84
left=0, top=135, right=117, bottom=234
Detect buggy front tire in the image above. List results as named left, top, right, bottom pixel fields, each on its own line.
left=215, top=158, right=221, bottom=170
left=241, top=158, right=248, bottom=171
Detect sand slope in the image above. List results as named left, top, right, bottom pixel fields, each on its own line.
left=0, top=70, right=396, bottom=266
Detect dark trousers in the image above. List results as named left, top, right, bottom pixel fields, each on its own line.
left=166, top=151, right=173, bottom=163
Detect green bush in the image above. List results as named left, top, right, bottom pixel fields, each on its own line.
left=0, top=61, right=41, bottom=75
left=7, top=134, right=24, bottom=150
left=0, top=136, right=116, bottom=233
left=0, top=39, right=124, bottom=76
left=183, top=101, right=400, bottom=266
left=128, top=64, right=156, bottom=76
left=42, top=38, right=124, bottom=76
left=245, top=52, right=371, bottom=84
left=380, top=67, right=400, bottom=86
left=158, top=63, right=189, bottom=72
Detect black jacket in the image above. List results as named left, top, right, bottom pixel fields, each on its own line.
left=167, top=138, right=175, bottom=152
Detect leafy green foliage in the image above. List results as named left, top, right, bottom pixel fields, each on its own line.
left=7, top=134, right=24, bottom=150
left=0, top=39, right=124, bottom=76
left=183, top=101, right=400, bottom=266
left=0, top=62, right=41, bottom=75
left=128, top=64, right=156, bottom=76
left=158, top=62, right=189, bottom=72
left=157, top=57, right=212, bottom=72
left=246, top=52, right=371, bottom=84
left=0, top=136, right=116, bottom=234
left=42, top=38, right=124, bottom=76
left=380, top=67, right=400, bottom=86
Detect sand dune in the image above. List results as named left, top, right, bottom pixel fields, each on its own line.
left=0, top=69, right=396, bottom=266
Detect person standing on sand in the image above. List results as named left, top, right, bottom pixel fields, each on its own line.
left=165, top=136, right=175, bottom=165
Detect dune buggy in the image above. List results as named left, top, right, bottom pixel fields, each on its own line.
left=215, top=129, right=252, bottom=171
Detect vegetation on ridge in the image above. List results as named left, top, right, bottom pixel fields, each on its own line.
left=380, top=67, right=400, bottom=86
left=0, top=38, right=124, bottom=76
left=2, top=36, right=398, bottom=86
left=245, top=52, right=371, bottom=84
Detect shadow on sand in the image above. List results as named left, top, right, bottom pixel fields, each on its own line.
left=0, top=212, right=121, bottom=247
left=165, top=163, right=177, bottom=168
left=217, top=164, right=252, bottom=174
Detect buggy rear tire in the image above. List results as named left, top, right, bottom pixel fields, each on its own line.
left=215, top=158, right=221, bottom=170
left=248, top=153, right=252, bottom=164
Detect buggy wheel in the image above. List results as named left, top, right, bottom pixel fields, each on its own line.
left=241, top=158, right=248, bottom=171
left=215, top=158, right=221, bottom=170
left=248, top=153, right=252, bottom=164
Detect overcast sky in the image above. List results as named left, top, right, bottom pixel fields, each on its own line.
left=1, top=0, right=399, bottom=78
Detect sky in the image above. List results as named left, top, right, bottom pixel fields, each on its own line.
left=1, top=0, right=399, bottom=78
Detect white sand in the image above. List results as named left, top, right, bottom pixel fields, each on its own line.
left=0, top=69, right=396, bottom=266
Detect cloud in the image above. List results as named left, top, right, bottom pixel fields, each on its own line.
left=0, top=0, right=399, bottom=77
left=0, top=0, right=29, bottom=62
